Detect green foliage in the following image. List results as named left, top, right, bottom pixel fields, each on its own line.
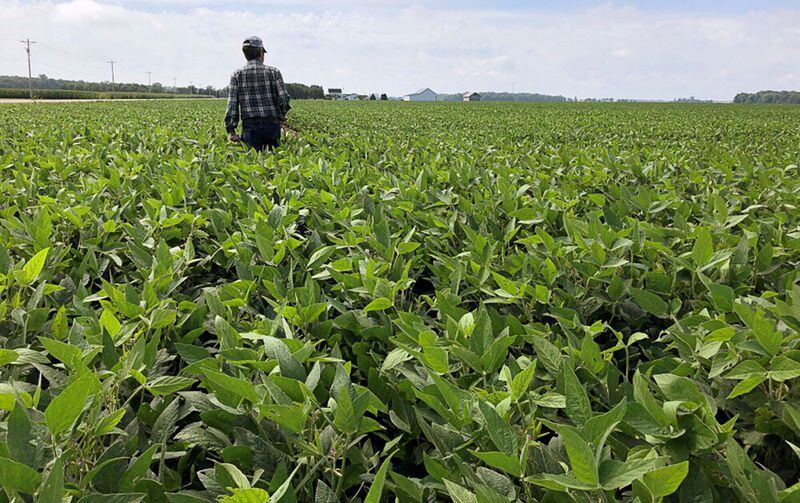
left=0, top=100, right=798, bottom=501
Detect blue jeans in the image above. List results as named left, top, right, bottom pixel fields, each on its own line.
left=242, top=119, right=281, bottom=152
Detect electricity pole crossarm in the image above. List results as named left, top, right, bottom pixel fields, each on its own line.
left=21, top=38, right=37, bottom=100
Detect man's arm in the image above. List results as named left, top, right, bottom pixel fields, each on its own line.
left=273, top=69, right=291, bottom=118
left=224, top=73, right=240, bottom=138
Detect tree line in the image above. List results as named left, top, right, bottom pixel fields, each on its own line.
left=0, top=75, right=325, bottom=100
left=733, top=90, right=800, bottom=104
left=436, top=92, right=567, bottom=102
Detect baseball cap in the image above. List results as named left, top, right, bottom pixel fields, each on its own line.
left=243, top=36, right=266, bottom=52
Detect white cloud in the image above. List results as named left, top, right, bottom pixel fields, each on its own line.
left=1, top=0, right=799, bottom=100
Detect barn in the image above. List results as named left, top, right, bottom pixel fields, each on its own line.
left=463, top=92, right=481, bottom=102
left=403, top=88, right=437, bottom=102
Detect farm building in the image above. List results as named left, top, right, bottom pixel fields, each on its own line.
left=327, top=88, right=343, bottom=99
left=463, top=92, right=481, bottom=102
left=403, top=88, right=437, bottom=102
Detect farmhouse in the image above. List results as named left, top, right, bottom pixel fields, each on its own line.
left=463, top=92, right=481, bottom=102
left=327, top=88, right=343, bottom=99
left=403, top=88, right=437, bottom=102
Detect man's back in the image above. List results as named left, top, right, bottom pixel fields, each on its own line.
left=227, top=60, right=290, bottom=124
left=225, top=36, right=291, bottom=151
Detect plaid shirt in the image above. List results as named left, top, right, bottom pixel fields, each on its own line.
left=225, top=60, right=291, bottom=133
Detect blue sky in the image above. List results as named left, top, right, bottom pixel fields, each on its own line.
left=1, top=0, right=799, bottom=100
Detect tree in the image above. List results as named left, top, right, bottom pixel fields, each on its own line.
left=380, top=93, right=388, bottom=101
left=734, top=90, right=800, bottom=104
left=369, top=94, right=376, bottom=100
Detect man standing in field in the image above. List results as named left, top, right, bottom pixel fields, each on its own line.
left=225, top=36, right=291, bottom=152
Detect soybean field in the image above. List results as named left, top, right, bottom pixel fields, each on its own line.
left=0, top=100, right=799, bottom=502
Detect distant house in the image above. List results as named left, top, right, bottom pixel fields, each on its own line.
left=342, top=93, right=359, bottom=101
left=463, top=92, right=481, bottom=102
left=327, top=88, right=343, bottom=99
left=403, top=88, right=437, bottom=102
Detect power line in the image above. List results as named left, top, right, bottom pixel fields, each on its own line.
left=20, top=38, right=37, bottom=100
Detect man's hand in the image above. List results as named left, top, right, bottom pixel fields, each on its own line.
left=228, top=133, right=241, bottom=142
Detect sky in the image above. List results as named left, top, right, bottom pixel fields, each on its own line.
left=1, top=0, right=799, bottom=100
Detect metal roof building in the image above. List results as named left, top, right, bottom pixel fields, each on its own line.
left=403, top=88, right=437, bottom=102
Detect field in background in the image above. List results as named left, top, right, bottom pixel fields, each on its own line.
left=1, top=100, right=799, bottom=501
left=0, top=88, right=215, bottom=100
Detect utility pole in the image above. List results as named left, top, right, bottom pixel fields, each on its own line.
left=146, top=71, right=152, bottom=95
left=107, top=60, right=116, bottom=91
left=173, top=77, right=177, bottom=93
left=20, top=38, right=37, bottom=100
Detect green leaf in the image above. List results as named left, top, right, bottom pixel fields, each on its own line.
left=100, top=309, right=122, bottom=338
left=0, top=456, right=42, bottom=494
left=0, top=349, right=18, bottom=366
left=510, top=360, right=537, bottom=402
left=259, top=404, right=308, bottom=434
left=708, top=283, right=735, bottom=312
left=8, top=404, right=36, bottom=467
left=769, top=356, right=800, bottom=381
left=557, top=424, right=599, bottom=486
left=262, top=336, right=306, bottom=381
left=215, top=463, right=250, bottom=491
left=334, top=388, right=357, bottom=434
left=470, top=451, right=522, bottom=478
left=642, top=461, right=689, bottom=497
left=583, top=399, right=627, bottom=454
left=692, top=228, right=713, bottom=266
left=38, top=457, right=64, bottom=503
left=563, top=364, right=592, bottom=426
left=630, top=288, right=670, bottom=318
left=77, top=494, right=146, bottom=503
left=147, top=376, right=196, bottom=396
left=20, top=247, right=49, bottom=285
left=219, top=488, right=270, bottom=503
left=727, top=374, right=766, bottom=399
left=599, top=457, right=663, bottom=490
left=39, top=337, right=85, bottom=373
left=95, top=409, right=127, bottom=435
left=45, top=373, right=100, bottom=436
left=397, top=242, right=420, bottom=255
left=364, top=297, right=392, bottom=313
left=478, top=400, right=518, bottom=456
left=202, top=368, right=260, bottom=404
left=752, top=310, right=782, bottom=356
left=364, top=451, right=395, bottom=503
left=119, top=444, right=159, bottom=491
left=314, top=480, right=338, bottom=503
left=269, top=463, right=300, bottom=502
left=443, top=479, right=478, bottom=503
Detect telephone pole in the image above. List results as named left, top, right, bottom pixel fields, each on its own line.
left=173, top=77, right=177, bottom=93
left=20, top=38, right=37, bottom=100
left=106, top=60, right=116, bottom=90
left=146, top=71, right=153, bottom=94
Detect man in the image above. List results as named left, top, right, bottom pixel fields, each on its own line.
left=225, top=36, right=291, bottom=152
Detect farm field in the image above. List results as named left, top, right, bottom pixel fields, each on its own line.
left=0, top=99, right=799, bottom=502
